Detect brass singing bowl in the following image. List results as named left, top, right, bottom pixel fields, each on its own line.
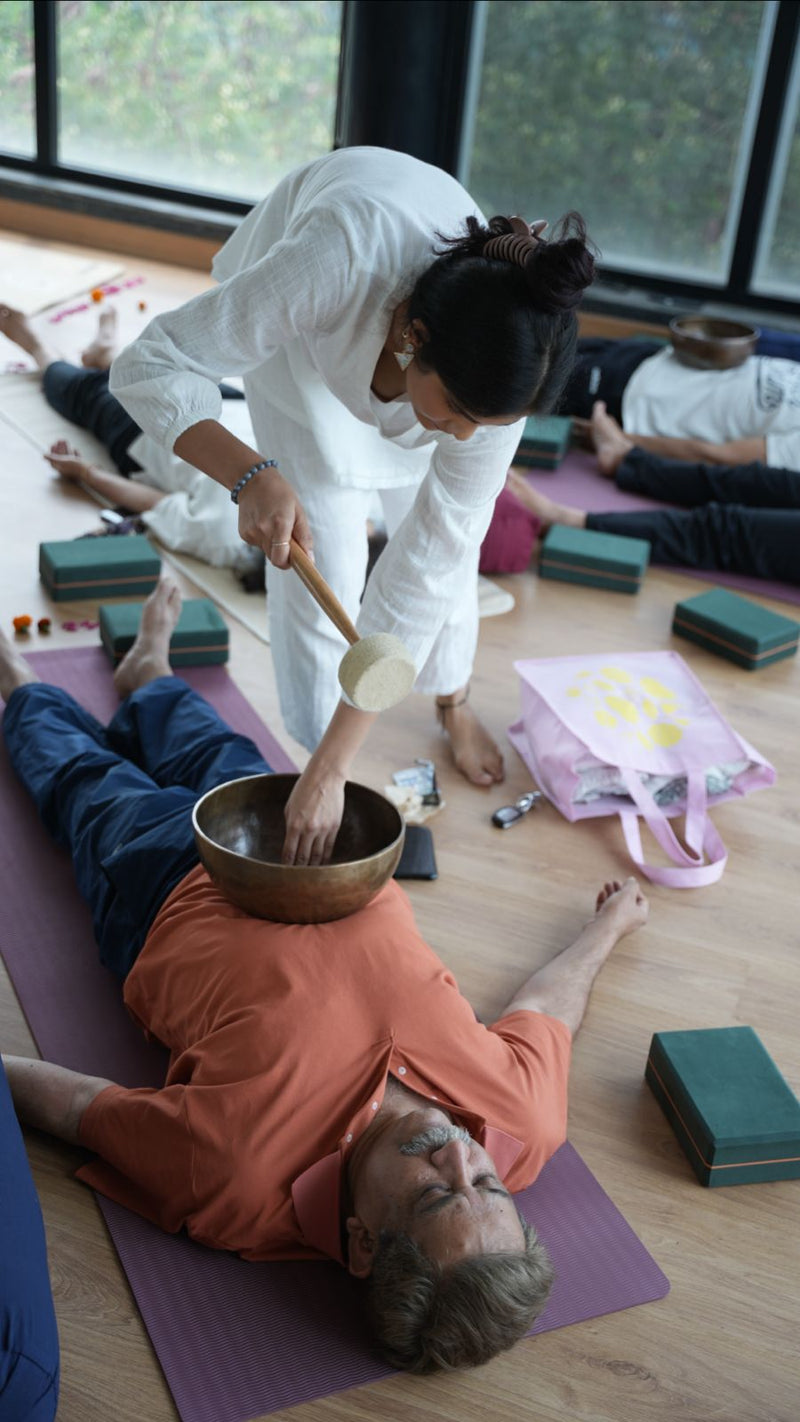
left=192, top=773, right=405, bottom=923
left=669, top=316, right=760, bottom=371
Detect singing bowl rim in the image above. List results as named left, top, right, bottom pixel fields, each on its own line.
left=669, top=315, right=760, bottom=369
left=191, top=772, right=405, bottom=873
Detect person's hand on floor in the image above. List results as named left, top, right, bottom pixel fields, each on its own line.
left=44, top=439, right=93, bottom=483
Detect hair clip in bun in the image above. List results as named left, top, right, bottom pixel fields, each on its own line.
left=484, top=216, right=548, bottom=266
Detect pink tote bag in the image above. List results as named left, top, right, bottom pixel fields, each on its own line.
left=508, top=651, right=775, bottom=888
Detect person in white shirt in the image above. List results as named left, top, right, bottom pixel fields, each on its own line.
left=108, top=147, right=595, bottom=866
left=561, top=334, right=800, bottom=473
left=0, top=304, right=254, bottom=574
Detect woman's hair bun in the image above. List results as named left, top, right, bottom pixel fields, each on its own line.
left=526, top=211, right=596, bottom=313
left=437, top=211, right=597, bottom=313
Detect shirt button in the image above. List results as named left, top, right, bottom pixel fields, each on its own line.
left=346, top=1133, right=353, bottom=1143
left=398, top=1066, right=407, bottom=1076
left=371, top=1101, right=378, bottom=1110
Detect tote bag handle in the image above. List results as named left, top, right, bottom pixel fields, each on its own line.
left=617, top=767, right=727, bottom=888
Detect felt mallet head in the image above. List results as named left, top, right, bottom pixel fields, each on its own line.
left=338, top=632, right=417, bottom=711
left=289, top=540, right=417, bottom=713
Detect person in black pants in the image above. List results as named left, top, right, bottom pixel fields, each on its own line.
left=498, top=400, right=800, bottom=586
left=0, top=303, right=244, bottom=512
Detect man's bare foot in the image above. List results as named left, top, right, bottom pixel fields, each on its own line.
left=590, top=401, right=635, bottom=478
left=436, top=693, right=505, bottom=786
left=113, top=580, right=182, bottom=698
left=505, top=470, right=586, bottom=532
left=0, top=628, right=40, bottom=703
left=594, top=877, right=649, bottom=938
left=0, top=304, right=55, bottom=370
left=81, top=306, right=118, bottom=370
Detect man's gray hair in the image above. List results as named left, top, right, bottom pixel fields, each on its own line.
left=366, top=1221, right=554, bottom=1373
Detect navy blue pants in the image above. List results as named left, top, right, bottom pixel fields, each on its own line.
left=587, top=448, right=800, bottom=585
left=42, top=363, right=245, bottom=477
left=0, top=1060, right=59, bottom=1421
left=3, top=678, right=273, bottom=978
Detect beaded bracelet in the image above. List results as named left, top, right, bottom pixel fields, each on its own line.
left=230, top=459, right=278, bottom=505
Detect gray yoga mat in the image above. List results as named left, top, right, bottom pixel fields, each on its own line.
left=1, top=648, right=669, bottom=1421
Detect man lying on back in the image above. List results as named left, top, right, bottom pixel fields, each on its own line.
left=0, top=581, right=648, bottom=1372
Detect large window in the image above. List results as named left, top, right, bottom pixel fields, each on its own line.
left=56, top=0, right=342, bottom=202
left=463, top=0, right=773, bottom=284
left=3, top=0, right=800, bottom=316
left=753, top=43, right=800, bottom=298
left=0, top=1, right=36, bottom=158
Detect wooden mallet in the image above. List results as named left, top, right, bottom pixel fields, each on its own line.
left=289, top=539, right=417, bottom=712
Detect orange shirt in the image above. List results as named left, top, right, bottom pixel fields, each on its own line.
left=78, top=867, right=571, bottom=1262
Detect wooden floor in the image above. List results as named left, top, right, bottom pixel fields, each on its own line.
left=2, top=230, right=799, bottom=1422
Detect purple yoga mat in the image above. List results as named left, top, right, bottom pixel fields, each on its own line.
left=1, top=648, right=669, bottom=1421
left=529, top=449, right=800, bottom=607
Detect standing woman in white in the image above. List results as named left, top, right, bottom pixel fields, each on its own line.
left=110, top=147, right=594, bottom=864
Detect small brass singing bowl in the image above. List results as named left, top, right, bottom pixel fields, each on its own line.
left=669, top=316, right=760, bottom=371
left=192, top=773, right=405, bottom=924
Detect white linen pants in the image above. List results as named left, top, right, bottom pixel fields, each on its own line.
left=266, top=475, right=479, bottom=752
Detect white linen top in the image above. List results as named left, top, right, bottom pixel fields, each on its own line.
left=109, top=147, right=525, bottom=678
left=622, top=347, right=800, bottom=473
left=131, top=397, right=252, bottom=569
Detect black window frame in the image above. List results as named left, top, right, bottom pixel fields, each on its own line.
left=2, top=0, right=800, bottom=323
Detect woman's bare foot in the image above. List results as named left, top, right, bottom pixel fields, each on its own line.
left=590, top=401, right=635, bottom=477
left=81, top=306, right=118, bottom=370
left=594, top=877, right=649, bottom=938
left=0, top=628, right=40, bottom=703
left=0, top=304, right=56, bottom=370
left=113, top=579, right=182, bottom=698
left=436, top=692, right=505, bottom=786
left=505, top=469, right=586, bottom=532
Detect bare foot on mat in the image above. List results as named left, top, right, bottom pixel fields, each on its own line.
left=590, top=401, right=635, bottom=478
left=0, top=628, right=40, bottom=703
left=114, top=579, right=183, bottom=698
left=505, top=469, right=586, bottom=531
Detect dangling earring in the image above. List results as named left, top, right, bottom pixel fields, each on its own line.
left=393, top=326, right=415, bottom=372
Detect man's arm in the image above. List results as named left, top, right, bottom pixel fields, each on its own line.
left=629, top=433, right=766, bottom=466
left=492, top=879, right=648, bottom=1037
left=1, top=1055, right=116, bottom=1146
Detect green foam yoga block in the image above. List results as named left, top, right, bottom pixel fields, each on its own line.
left=646, top=1027, right=800, bottom=1187
left=539, top=524, right=650, bottom=593
left=40, top=534, right=161, bottom=602
left=515, top=416, right=572, bottom=470
left=672, top=588, right=800, bottom=670
left=99, top=598, right=229, bottom=666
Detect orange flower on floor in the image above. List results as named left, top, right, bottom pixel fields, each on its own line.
left=91, top=288, right=104, bottom=303
left=12, top=615, right=33, bottom=633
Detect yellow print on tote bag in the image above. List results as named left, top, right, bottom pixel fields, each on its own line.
left=509, top=651, right=775, bottom=888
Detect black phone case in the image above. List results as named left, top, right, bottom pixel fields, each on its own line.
left=393, top=824, right=438, bottom=880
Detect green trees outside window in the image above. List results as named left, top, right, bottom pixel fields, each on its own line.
left=465, top=0, right=772, bottom=282
left=0, top=1, right=35, bottom=158
left=56, top=0, right=341, bottom=200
